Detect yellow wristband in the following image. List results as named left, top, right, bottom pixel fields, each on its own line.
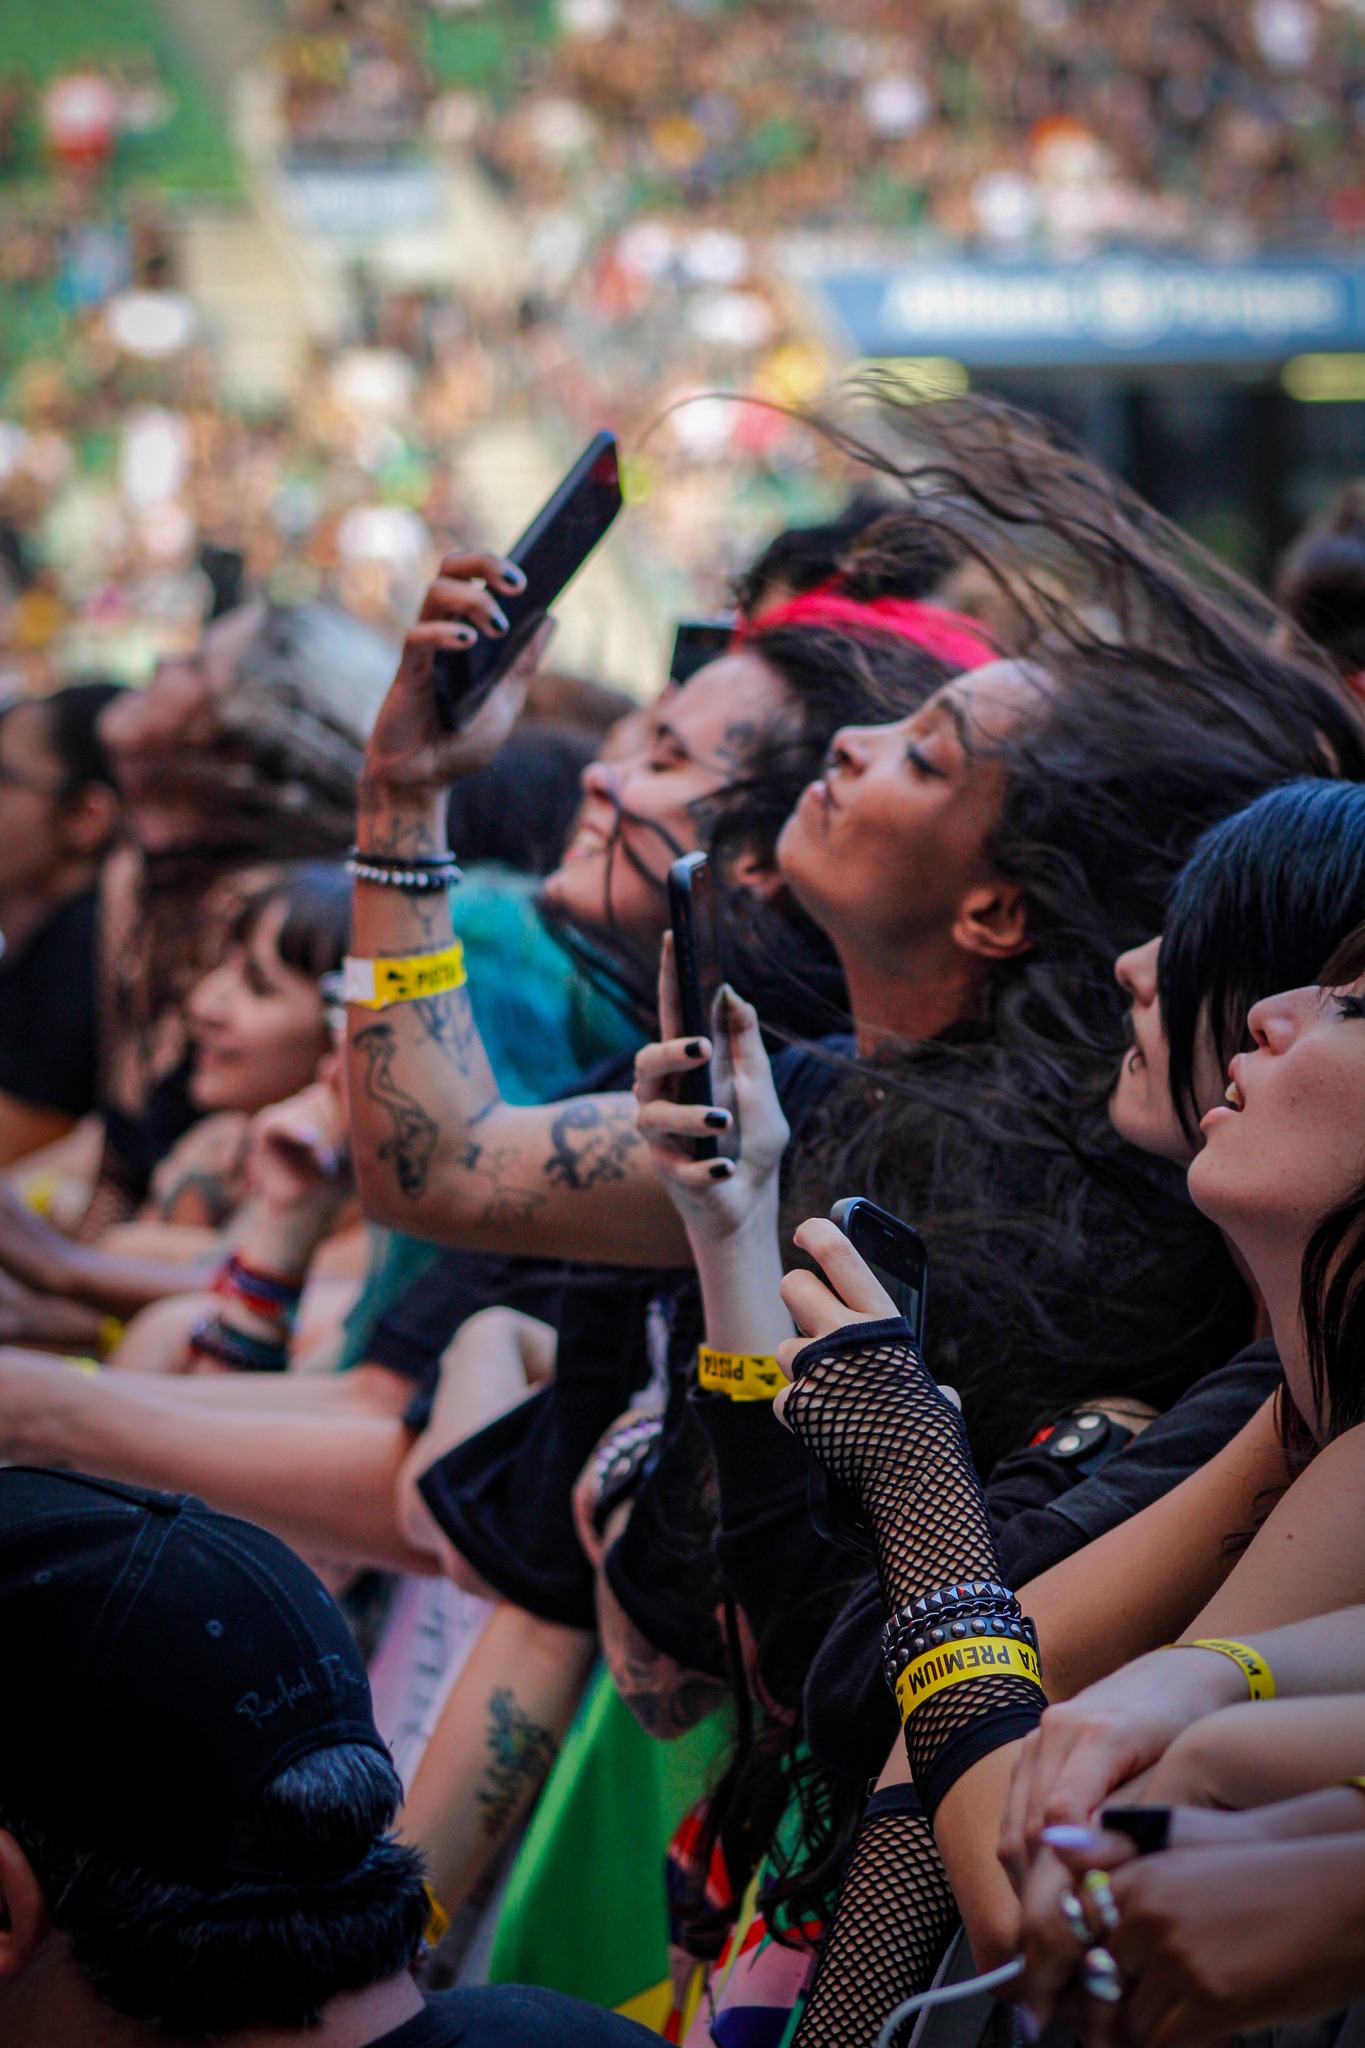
left=1167, top=1638, right=1276, bottom=1701
left=342, top=940, right=466, bottom=1010
left=422, top=1883, right=450, bottom=1946
left=698, top=1347, right=786, bottom=1402
left=895, top=1635, right=1042, bottom=1722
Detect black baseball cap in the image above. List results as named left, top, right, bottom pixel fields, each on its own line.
left=0, top=1468, right=390, bottom=1884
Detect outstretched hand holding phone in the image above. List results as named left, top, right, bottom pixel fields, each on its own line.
left=360, top=550, right=547, bottom=828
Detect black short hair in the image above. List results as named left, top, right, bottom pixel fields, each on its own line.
left=235, top=860, right=352, bottom=980
left=1277, top=482, right=1365, bottom=678
left=37, top=680, right=125, bottom=797
left=1, top=1743, right=428, bottom=2038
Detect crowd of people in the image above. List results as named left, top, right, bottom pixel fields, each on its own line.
left=3, top=384, right=1365, bottom=2048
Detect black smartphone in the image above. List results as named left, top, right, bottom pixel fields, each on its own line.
left=830, top=1197, right=927, bottom=1342
left=667, top=850, right=740, bottom=1162
left=669, top=617, right=734, bottom=686
left=432, top=430, right=623, bottom=730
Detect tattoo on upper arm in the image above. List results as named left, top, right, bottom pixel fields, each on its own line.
left=545, top=1098, right=641, bottom=1193
left=354, top=1022, right=439, bottom=1198
left=477, top=1687, right=556, bottom=1839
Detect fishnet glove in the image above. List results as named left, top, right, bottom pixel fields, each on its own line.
left=784, top=1316, right=1044, bottom=1818
left=782, top=1317, right=995, bottom=1611
left=794, top=1787, right=958, bottom=2048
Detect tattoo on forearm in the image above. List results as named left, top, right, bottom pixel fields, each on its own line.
left=545, top=1099, right=641, bottom=1193
left=356, top=788, right=442, bottom=861
left=354, top=1022, right=439, bottom=1197
left=410, top=989, right=481, bottom=1077
left=477, top=1687, right=556, bottom=1840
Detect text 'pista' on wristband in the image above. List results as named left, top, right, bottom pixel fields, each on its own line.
left=1163, top=1637, right=1275, bottom=1700
left=342, top=940, right=467, bottom=1010
left=697, top=1346, right=787, bottom=1401
left=894, top=1635, right=1042, bottom=1722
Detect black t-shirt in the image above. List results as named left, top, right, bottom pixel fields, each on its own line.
left=802, top=1338, right=1284, bottom=1781
left=0, top=888, right=100, bottom=1116
left=368, top=1986, right=655, bottom=2046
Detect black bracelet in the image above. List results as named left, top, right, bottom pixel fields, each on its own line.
left=882, top=1609, right=1038, bottom=1688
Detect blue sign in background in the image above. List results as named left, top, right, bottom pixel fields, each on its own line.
left=811, top=255, right=1365, bottom=367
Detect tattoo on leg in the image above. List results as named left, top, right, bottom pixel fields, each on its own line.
left=477, top=1687, right=556, bottom=1840
left=545, top=1099, right=640, bottom=1192
left=354, top=1023, right=439, bottom=1198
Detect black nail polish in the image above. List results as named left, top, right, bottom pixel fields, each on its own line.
left=685, top=1041, right=706, bottom=1059
left=704, top=1110, right=729, bottom=1128
left=709, top=1161, right=732, bottom=1179
left=489, top=607, right=509, bottom=633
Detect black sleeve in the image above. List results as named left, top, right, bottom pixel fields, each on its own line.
left=993, top=1343, right=1282, bottom=1585
left=802, top=1344, right=1283, bottom=1782
left=0, top=891, right=100, bottom=1116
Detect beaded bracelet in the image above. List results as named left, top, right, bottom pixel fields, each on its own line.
left=214, top=1253, right=303, bottom=1327
left=347, top=855, right=463, bottom=894
left=188, top=1314, right=289, bottom=1373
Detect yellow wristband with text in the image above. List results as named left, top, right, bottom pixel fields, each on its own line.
left=422, top=1883, right=450, bottom=1947
left=1167, top=1638, right=1276, bottom=1700
left=698, top=1347, right=786, bottom=1402
left=895, top=1635, right=1042, bottom=1722
left=342, top=940, right=466, bottom=1010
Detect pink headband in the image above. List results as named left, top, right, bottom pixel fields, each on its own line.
left=737, top=581, right=997, bottom=672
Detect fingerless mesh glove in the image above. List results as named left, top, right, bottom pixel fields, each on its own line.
left=783, top=1317, right=1045, bottom=1821
left=794, top=1785, right=958, bottom=2048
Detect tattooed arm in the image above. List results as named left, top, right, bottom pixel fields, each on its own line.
left=347, top=552, right=689, bottom=1264
left=400, top=1602, right=596, bottom=1911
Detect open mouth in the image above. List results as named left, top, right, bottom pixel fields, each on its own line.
left=1223, top=1078, right=1244, bottom=1111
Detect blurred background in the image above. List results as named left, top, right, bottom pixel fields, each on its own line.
left=3, top=0, right=1365, bottom=700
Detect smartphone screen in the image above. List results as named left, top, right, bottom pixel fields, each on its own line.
left=667, top=852, right=740, bottom=1161
left=669, top=618, right=734, bottom=686
left=432, top=432, right=623, bottom=729
left=831, top=1198, right=927, bottom=1341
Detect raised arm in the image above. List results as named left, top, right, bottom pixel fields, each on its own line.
left=346, top=553, right=687, bottom=1266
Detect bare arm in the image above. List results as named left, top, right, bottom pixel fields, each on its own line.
left=400, top=1602, right=596, bottom=1910
left=0, top=1092, right=75, bottom=1168
left=0, top=1349, right=428, bottom=1570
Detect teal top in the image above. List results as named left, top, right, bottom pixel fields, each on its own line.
left=335, top=866, right=640, bottom=1373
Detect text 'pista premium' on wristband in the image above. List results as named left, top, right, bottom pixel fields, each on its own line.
left=1162, top=1637, right=1276, bottom=1700
left=697, top=1346, right=787, bottom=1401
left=342, top=940, right=467, bottom=1010
left=346, top=846, right=463, bottom=893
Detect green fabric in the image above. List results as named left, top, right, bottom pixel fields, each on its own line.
left=336, top=866, right=639, bottom=1374
left=488, top=1665, right=731, bottom=2011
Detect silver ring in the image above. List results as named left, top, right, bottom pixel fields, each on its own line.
left=1082, top=1946, right=1123, bottom=2005
left=1082, top=1869, right=1121, bottom=1934
left=1058, top=1888, right=1090, bottom=1945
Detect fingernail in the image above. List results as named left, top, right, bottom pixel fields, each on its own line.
left=1020, top=2007, right=1042, bottom=2042
left=709, top=1160, right=734, bottom=1179
left=685, top=1040, right=707, bottom=1059
left=454, top=627, right=476, bottom=645
left=703, top=1110, right=730, bottom=1128
left=1042, top=1825, right=1099, bottom=1851
left=489, top=606, right=510, bottom=633
left=503, top=562, right=526, bottom=589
